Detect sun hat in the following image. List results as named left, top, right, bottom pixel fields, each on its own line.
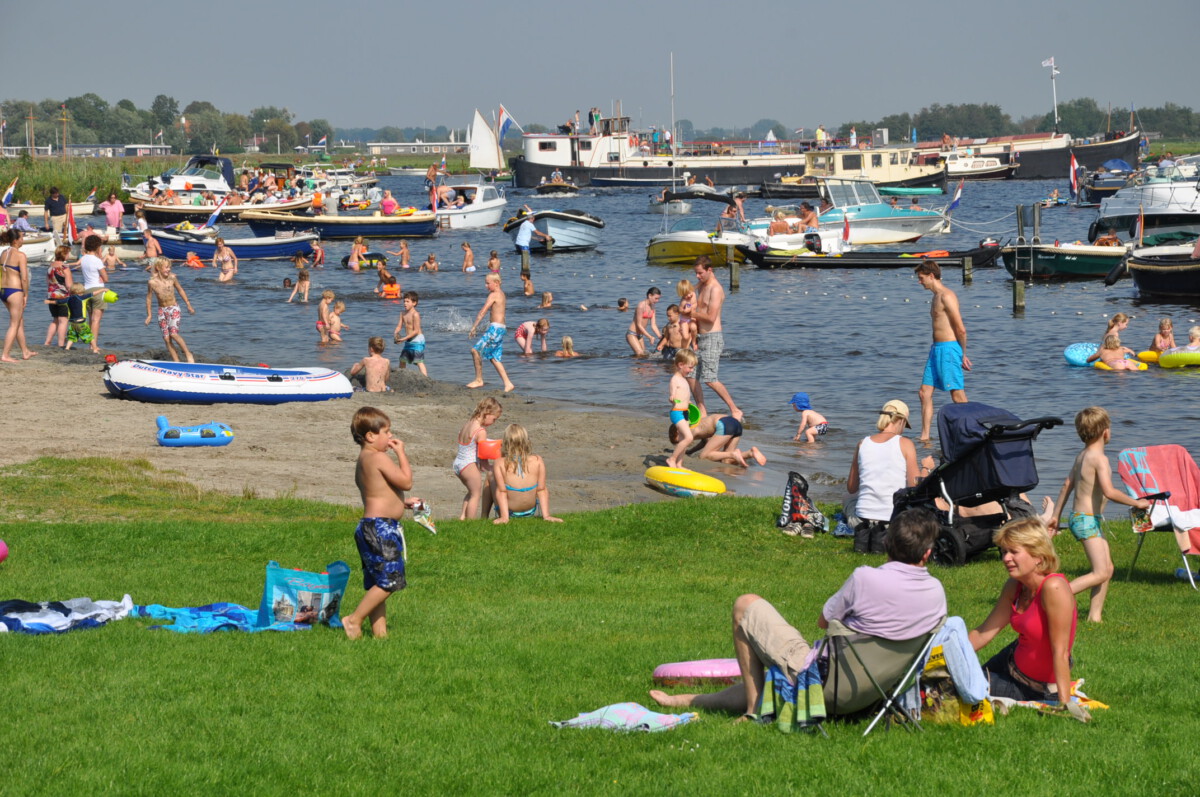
left=789, top=392, right=811, bottom=411
left=879, top=399, right=911, bottom=428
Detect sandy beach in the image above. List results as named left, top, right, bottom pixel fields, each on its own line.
left=0, top=347, right=674, bottom=518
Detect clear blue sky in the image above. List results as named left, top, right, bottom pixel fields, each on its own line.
left=9, top=0, right=1197, bottom=132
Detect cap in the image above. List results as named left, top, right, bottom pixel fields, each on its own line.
left=789, top=392, right=811, bottom=411
left=880, top=399, right=911, bottom=428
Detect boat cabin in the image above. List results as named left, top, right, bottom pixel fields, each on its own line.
left=130, top=155, right=235, bottom=197
left=804, top=147, right=942, bottom=186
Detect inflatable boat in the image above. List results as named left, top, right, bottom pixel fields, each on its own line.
left=156, top=415, right=234, bottom=447
left=104, top=360, right=353, bottom=404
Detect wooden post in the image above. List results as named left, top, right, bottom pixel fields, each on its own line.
left=961, top=256, right=972, bottom=285
left=727, top=245, right=739, bottom=290
left=1012, top=277, right=1026, bottom=314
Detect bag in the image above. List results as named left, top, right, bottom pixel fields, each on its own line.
left=777, top=471, right=826, bottom=537
left=257, top=560, right=351, bottom=629
left=833, top=494, right=859, bottom=537
left=920, top=645, right=994, bottom=726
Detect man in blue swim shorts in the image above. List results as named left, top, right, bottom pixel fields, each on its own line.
left=915, top=260, right=971, bottom=441
left=467, top=273, right=515, bottom=392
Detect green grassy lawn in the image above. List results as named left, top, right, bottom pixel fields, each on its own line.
left=2, top=458, right=1197, bottom=795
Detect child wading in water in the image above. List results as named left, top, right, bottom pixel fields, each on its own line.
left=453, top=397, right=503, bottom=520
left=790, top=392, right=829, bottom=442
left=344, top=406, right=420, bottom=639
left=1092, top=334, right=1140, bottom=370
left=1150, top=318, right=1175, bottom=352
left=1050, top=406, right=1150, bottom=623
left=288, top=268, right=311, bottom=303
left=316, top=289, right=335, bottom=343
left=487, top=250, right=500, bottom=273
left=666, top=349, right=698, bottom=468
left=467, top=273, right=515, bottom=392
left=329, top=300, right=348, bottom=342
left=394, top=291, right=428, bottom=376
left=554, top=336, right=579, bottom=358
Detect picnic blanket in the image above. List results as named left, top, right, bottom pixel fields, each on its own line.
left=136, top=602, right=317, bottom=633
left=550, top=703, right=698, bottom=732
left=1118, top=445, right=1200, bottom=554
left=0, top=595, right=134, bottom=634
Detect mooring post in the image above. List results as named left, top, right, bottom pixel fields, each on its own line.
left=961, top=256, right=973, bottom=285
left=1013, top=277, right=1026, bottom=314
left=728, top=246, right=739, bottom=290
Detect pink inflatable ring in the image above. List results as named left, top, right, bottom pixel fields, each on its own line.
left=652, top=658, right=742, bottom=686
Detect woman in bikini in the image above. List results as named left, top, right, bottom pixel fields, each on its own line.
left=1, top=229, right=36, bottom=362
left=487, top=423, right=562, bottom=523
left=213, top=238, right=238, bottom=282
left=626, top=286, right=661, bottom=356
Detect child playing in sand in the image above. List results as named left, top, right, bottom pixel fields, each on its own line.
left=671, top=412, right=767, bottom=468
left=554, top=336, right=579, bottom=358
left=288, top=268, right=311, bottom=303
left=329, top=300, right=348, bottom=342
left=64, top=283, right=96, bottom=353
left=394, top=291, right=428, bottom=376
left=790, top=391, right=829, bottom=442
left=487, top=250, right=500, bottom=273
left=316, top=289, right=335, bottom=343
left=1050, top=407, right=1150, bottom=623
left=514, top=318, right=550, bottom=354
left=520, top=272, right=535, bottom=296
left=349, top=336, right=391, bottom=392
left=310, top=239, right=325, bottom=268
left=487, top=423, right=563, bottom=524
left=666, top=349, right=697, bottom=468
left=1093, top=334, right=1139, bottom=369
left=453, top=396, right=503, bottom=520
left=461, top=241, right=475, bottom=273
left=144, top=257, right=196, bottom=363
left=420, top=253, right=439, bottom=272
left=1150, top=318, right=1176, bottom=352
left=538, top=291, right=553, bottom=308
left=104, top=246, right=126, bottom=270
left=343, top=406, right=419, bottom=639
left=657, top=304, right=686, bottom=361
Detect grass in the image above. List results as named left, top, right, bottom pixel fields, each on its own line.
left=2, top=457, right=1198, bottom=795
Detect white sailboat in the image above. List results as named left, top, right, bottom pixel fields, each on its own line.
left=434, top=110, right=508, bottom=229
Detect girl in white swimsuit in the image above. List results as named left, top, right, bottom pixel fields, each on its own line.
left=453, top=396, right=503, bottom=520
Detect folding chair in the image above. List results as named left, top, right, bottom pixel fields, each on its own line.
left=1117, top=445, right=1200, bottom=590
left=823, top=618, right=946, bottom=736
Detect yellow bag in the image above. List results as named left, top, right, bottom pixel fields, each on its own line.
left=921, top=645, right=994, bottom=726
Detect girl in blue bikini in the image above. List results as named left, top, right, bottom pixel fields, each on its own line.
left=488, top=423, right=562, bottom=524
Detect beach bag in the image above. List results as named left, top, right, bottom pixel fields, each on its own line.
left=920, top=645, right=994, bottom=726
left=257, top=560, right=350, bottom=629
left=777, top=471, right=827, bottom=537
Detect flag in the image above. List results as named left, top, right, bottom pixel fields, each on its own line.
left=439, top=153, right=446, bottom=172
left=85, top=187, right=97, bottom=203
left=911, top=127, right=917, bottom=144
left=842, top=213, right=851, bottom=244
left=156, top=129, right=163, bottom=141
left=497, top=104, right=522, bottom=141
left=947, top=179, right=965, bottom=211
left=1041, top=57, right=1054, bottom=68
left=317, top=135, right=327, bottom=146
left=1137, top=204, right=1144, bottom=246
left=1069, top=153, right=1079, bottom=198
left=202, top=196, right=227, bottom=230
left=2, top=177, right=16, bottom=206
left=66, top=202, right=77, bottom=245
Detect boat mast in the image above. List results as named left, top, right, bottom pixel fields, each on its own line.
left=1043, top=57, right=1061, bottom=134
left=669, top=51, right=676, bottom=159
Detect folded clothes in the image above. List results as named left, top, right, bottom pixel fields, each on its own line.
left=136, top=602, right=315, bottom=633
left=0, top=595, right=134, bottom=634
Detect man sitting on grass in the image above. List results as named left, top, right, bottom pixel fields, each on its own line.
left=650, top=508, right=946, bottom=719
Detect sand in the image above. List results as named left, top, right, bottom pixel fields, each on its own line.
left=0, top=347, right=671, bottom=518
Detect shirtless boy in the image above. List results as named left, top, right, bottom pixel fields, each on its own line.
left=666, top=349, right=697, bottom=468
left=144, top=257, right=195, bottom=363
left=671, top=412, right=767, bottom=468
left=691, top=256, right=742, bottom=420
left=915, top=260, right=970, bottom=441
left=1050, top=407, right=1149, bottom=623
left=349, top=336, right=392, bottom=392
left=394, top=291, right=428, bottom=376
left=467, top=273, right=515, bottom=392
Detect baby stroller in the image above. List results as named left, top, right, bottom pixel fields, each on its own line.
left=891, top=402, right=1063, bottom=565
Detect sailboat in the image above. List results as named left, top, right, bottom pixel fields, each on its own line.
left=433, top=109, right=509, bottom=229
left=647, top=53, right=693, bottom=215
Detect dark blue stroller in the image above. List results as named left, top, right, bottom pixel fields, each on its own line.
left=891, top=402, right=1063, bottom=565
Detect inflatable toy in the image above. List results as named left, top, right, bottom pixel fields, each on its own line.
left=688, top=403, right=701, bottom=427
left=156, top=415, right=234, bottom=447
left=644, top=466, right=727, bottom=498
left=477, top=439, right=501, bottom=460
left=104, top=360, right=353, bottom=405
left=0, top=538, right=7, bottom=564
left=653, top=658, right=742, bottom=686
left=1159, top=349, right=1200, bottom=369
left=341, top=252, right=388, bottom=269
left=1094, top=359, right=1147, bottom=371
left=103, top=290, right=118, bottom=303
left=1138, top=350, right=1159, bottom=364
left=1064, top=341, right=1139, bottom=368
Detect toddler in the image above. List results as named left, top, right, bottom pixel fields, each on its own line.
left=790, top=392, right=829, bottom=442
left=328, top=300, right=348, bottom=342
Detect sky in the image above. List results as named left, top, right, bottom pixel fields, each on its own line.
left=8, top=0, right=1198, bottom=134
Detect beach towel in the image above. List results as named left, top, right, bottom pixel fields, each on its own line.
left=0, top=595, right=133, bottom=634
left=757, top=659, right=828, bottom=733
left=136, top=602, right=315, bottom=633
left=550, top=703, right=698, bottom=732
left=1118, top=445, right=1200, bottom=554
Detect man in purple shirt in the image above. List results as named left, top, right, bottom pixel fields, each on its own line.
left=650, top=508, right=946, bottom=718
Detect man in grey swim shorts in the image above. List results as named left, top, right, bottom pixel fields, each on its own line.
left=690, top=256, right=743, bottom=420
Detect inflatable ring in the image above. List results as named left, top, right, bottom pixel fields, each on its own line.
left=1137, top=350, right=1159, bottom=364
left=1094, top=359, right=1148, bottom=371
left=653, top=658, right=741, bottom=686
left=342, top=252, right=388, bottom=269
left=1158, top=350, right=1200, bottom=369
left=644, top=466, right=726, bottom=498
left=156, top=415, right=234, bottom=447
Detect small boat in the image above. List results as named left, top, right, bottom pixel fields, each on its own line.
left=7, top=232, right=56, bottom=263
left=1074, top=159, right=1135, bottom=206
left=134, top=195, right=313, bottom=224
left=5, top=200, right=97, bottom=218
left=647, top=197, right=692, bottom=214
left=242, top=209, right=438, bottom=239
left=1126, top=243, right=1200, bottom=297
left=534, top=180, right=579, bottom=196
left=502, top=209, right=603, bottom=251
left=435, top=182, right=507, bottom=229
left=1093, top=160, right=1200, bottom=243
left=738, top=242, right=1002, bottom=270
left=126, top=155, right=236, bottom=201
left=388, top=166, right=428, bottom=177
left=877, top=186, right=945, bottom=197
left=646, top=192, right=751, bottom=266
left=1000, top=241, right=1129, bottom=279
left=103, top=360, right=353, bottom=405
left=154, top=229, right=321, bottom=261
left=937, top=151, right=1018, bottom=181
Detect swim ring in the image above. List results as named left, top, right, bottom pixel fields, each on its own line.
left=1064, top=341, right=1139, bottom=368
left=1138, top=350, right=1159, bottom=364
left=341, top=251, right=388, bottom=269
left=1094, top=359, right=1148, bottom=371
left=1158, top=350, right=1200, bottom=369
left=155, top=415, right=234, bottom=447
left=644, top=466, right=726, bottom=498
left=652, top=658, right=741, bottom=686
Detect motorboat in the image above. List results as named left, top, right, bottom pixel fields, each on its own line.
left=1074, top=159, right=1135, bottom=206
left=103, top=360, right=353, bottom=405
left=5, top=232, right=56, bottom=263
left=126, top=155, right=235, bottom=201
left=647, top=197, right=692, bottom=214
left=938, top=151, right=1018, bottom=181
left=1126, top=242, right=1200, bottom=297
left=242, top=209, right=438, bottom=239
left=534, top=180, right=579, bottom=196
left=738, top=241, right=1001, bottom=270
left=388, top=166, right=428, bottom=176
left=133, top=194, right=314, bottom=225
left=1000, top=241, right=1130, bottom=279
left=296, top=164, right=377, bottom=190
left=4, top=200, right=97, bottom=219
left=912, top=129, right=1141, bottom=180
left=1092, top=163, right=1200, bottom=243
left=502, top=208, right=603, bottom=251
left=435, top=182, right=507, bottom=229
left=800, top=147, right=946, bottom=189
left=154, top=229, right=321, bottom=261
left=647, top=215, right=751, bottom=267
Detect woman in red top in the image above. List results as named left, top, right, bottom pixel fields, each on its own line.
left=969, top=516, right=1082, bottom=715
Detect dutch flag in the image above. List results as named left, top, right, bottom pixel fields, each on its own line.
left=317, top=135, right=327, bottom=147
left=2, top=177, right=16, bottom=206
left=202, top=196, right=228, bottom=230
left=86, top=187, right=97, bottom=203
left=498, top=104, right=521, bottom=142
left=1069, top=153, right=1079, bottom=199
left=947, top=179, right=965, bottom=212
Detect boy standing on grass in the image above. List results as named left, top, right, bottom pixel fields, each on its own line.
left=1050, top=406, right=1150, bottom=623
left=344, top=406, right=418, bottom=640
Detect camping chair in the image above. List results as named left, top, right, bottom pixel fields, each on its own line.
left=823, top=617, right=946, bottom=736
left=1117, top=445, right=1200, bottom=590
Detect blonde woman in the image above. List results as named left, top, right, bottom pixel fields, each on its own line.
left=213, top=237, right=238, bottom=282
left=488, top=423, right=562, bottom=523
left=0, top=229, right=35, bottom=362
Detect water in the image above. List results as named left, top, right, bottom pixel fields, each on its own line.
left=91, top=177, right=1200, bottom=504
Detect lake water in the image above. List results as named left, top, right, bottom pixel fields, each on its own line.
left=90, top=176, right=1200, bottom=505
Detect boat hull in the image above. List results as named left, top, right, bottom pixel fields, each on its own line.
left=103, top=360, right=353, bottom=404
left=739, top=245, right=1000, bottom=270
left=647, top=234, right=748, bottom=267
left=243, top=211, right=438, bottom=239
left=137, top=196, right=314, bottom=224
left=1000, top=244, right=1126, bottom=278
left=1127, top=245, right=1200, bottom=297
left=155, top=230, right=321, bottom=261
left=503, top=210, right=604, bottom=251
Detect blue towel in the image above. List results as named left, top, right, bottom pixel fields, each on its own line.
left=757, top=658, right=828, bottom=733
left=136, top=602, right=313, bottom=633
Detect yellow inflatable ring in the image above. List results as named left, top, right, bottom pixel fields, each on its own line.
left=644, top=466, right=726, bottom=498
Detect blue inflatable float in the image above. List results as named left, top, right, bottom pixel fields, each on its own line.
left=156, top=415, right=234, bottom=447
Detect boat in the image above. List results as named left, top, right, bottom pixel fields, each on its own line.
left=1074, top=159, right=1135, bottom=206
left=154, top=229, right=321, bottom=261
left=759, top=147, right=945, bottom=197
left=126, top=155, right=236, bottom=201
left=103, top=360, right=353, bottom=405
left=133, top=195, right=314, bottom=225
left=5, top=232, right=56, bottom=263
left=912, top=129, right=1141, bottom=180
left=534, top=180, right=579, bottom=196
left=1126, top=243, right=1200, bottom=297
left=1000, top=241, right=1129, bottom=279
left=647, top=196, right=692, bottom=214
left=1092, top=163, right=1200, bottom=243
left=738, top=242, right=1001, bottom=270
left=435, top=182, right=507, bottom=229
left=4, top=200, right=98, bottom=218
left=936, top=151, right=1018, bottom=181
left=877, top=186, right=945, bottom=196
left=647, top=215, right=750, bottom=267
left=501, top=208, right=603, bottom=251
left=296, top=164, right=377, bottom=190
left=242, top=209, right=438, bottom=239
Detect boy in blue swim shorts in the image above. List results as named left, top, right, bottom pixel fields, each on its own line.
left=1049, top=406, right=1150, bottom=623
left=666, top=349, right=697, bottom=468
left=344, top=406, right=425, bottom=639
left=915, top=260, right=971, bottom=441
left=467, top=273, right=515, bottom=393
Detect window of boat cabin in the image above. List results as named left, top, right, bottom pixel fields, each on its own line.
left=841, top=154, right=862, bottom=171
left=539, top=141, right=557, bottom=151
left=578, top=140, right=592, bottom=150
left=889, top=153, right=899, bottom=165
left=872, top=154, right=883, bottom=168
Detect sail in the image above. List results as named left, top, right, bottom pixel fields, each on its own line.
left=468, top=109, right=502, bottom=171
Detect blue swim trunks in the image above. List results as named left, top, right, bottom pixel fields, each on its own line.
left=715, top=416, right=743, bottom=437
left=401, top=333, right=426, bottom=364
left=669, top=409, right=688, bottom=425
left=473, top=323, right=506, bottom=362
left=1069, top=513, right=1104, bottom=541
left=921, top=340, right=965, bottom=392
left=354, top=517, right=407, bottom=592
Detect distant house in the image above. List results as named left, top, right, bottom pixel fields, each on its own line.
left=124, top=144, right=172, bottom=157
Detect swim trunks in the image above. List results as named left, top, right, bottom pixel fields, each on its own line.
left=812, top=422, right=828, bottom=437
left=661, top=346, right=678, bottom=361
left=401, top=333, right=426, bottom=364
left=354, top=517, right=407, bottom=592
left=158, top=304, right=182, bottom=337
left=67, top=321, right=93, bottom=343
left=669, top=409, right=688, bottom=425
left=921, top=340, right=965, bottom=392
left=696, top=330, right=724, bottom=382
left=473, top=322, right=506, bottom=362
left=714, top=416, right=743, bottom=438
left=1069, top=512, right=1104, bottom=542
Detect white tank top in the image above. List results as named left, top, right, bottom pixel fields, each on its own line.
left=856, top=434, right=906, bottom=522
